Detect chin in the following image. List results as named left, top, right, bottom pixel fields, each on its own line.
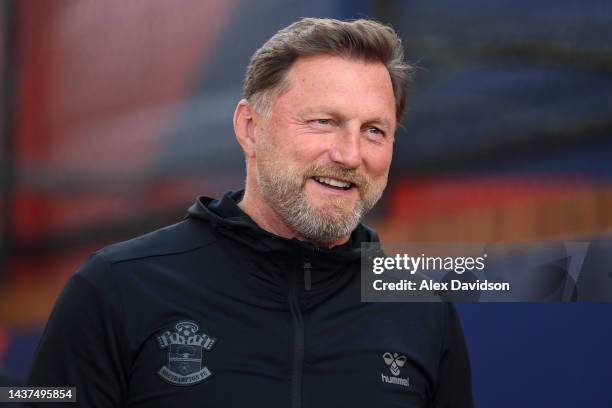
left=313, top=201, right=356, bottom=219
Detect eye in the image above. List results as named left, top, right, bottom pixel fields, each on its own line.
left=308, top=118, right=335, bottom=131
left=366, top=127, right=384, bottom=137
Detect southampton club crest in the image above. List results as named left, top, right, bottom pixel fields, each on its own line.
left=157, top=321, right=216, bottom=386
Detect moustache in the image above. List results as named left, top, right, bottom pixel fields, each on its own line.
left=302, top=164, right=368, bottom=188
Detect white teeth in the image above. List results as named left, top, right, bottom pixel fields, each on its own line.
left=314, top=176, right=351, bottom=189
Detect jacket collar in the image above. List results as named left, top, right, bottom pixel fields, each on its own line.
left=187, top=190, right=379, bottom=260
left=186, top=190, right=380, bottom=303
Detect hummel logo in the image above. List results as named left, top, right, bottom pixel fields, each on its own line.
left=381, top=352, right=409, bottom=387
left=383, top=352, right=406, bottom=376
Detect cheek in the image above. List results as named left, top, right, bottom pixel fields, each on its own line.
left=279, top=135, right=330, bottom=164
left=363, top=147, right=393, bottom=179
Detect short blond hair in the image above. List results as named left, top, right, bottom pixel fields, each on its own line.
left=244, top=18, right=412, bottom=120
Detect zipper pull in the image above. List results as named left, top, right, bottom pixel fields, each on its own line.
left=303, top=258, right=312, bottom=291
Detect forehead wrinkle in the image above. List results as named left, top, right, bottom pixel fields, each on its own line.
left=277, top=56, right=396, bottom=127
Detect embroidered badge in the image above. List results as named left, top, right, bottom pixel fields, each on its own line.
left=157, top=320, right=216, bottom=386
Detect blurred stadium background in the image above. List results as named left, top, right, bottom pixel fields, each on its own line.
left=1, top=0, right=612, bottom=405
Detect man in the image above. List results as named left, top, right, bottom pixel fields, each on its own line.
left=28, top=18, right=473, bottom=407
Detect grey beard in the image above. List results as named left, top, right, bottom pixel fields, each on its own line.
left=258, top=170, right=372, bottom=244
left=275, top=186, right=366, bottom=243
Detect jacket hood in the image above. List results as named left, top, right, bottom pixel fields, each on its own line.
left=186, top=190, right=380, bottom=262
left=186, top=190, right=381, bottom=305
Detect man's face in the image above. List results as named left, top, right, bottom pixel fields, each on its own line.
left=254, top=54, right=397, bottom=244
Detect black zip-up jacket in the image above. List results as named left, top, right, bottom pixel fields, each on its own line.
left=28, top=190, right=473, bottom=407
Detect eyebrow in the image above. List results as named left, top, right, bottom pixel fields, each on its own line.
left=296, top=106, right=338, bottom=117
left=297, top=106, right=394, bottom=130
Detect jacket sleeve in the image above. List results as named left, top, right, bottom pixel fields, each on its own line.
left=429, top=303, right=474, bottom=408
left=27, top=254, right=130, bottom=407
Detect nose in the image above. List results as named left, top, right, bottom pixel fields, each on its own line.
left=329, top=127, right=362, bottom=169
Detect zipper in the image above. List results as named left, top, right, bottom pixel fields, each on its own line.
left=289, top=259, right=305, bottom=408
left=303, top=246, right=319, bottom=291
left=290, top=250, right=317, bottom=407
left=303, top=257, right=312, bottom=291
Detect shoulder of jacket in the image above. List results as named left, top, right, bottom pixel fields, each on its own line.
left=95, top=218, right=217, bottom=264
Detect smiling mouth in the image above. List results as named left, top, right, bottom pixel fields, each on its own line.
left=312, top=176, right=354, bottom=191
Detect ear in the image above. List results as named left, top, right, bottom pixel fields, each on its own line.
left=233, top=99, right=259, bottom=159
